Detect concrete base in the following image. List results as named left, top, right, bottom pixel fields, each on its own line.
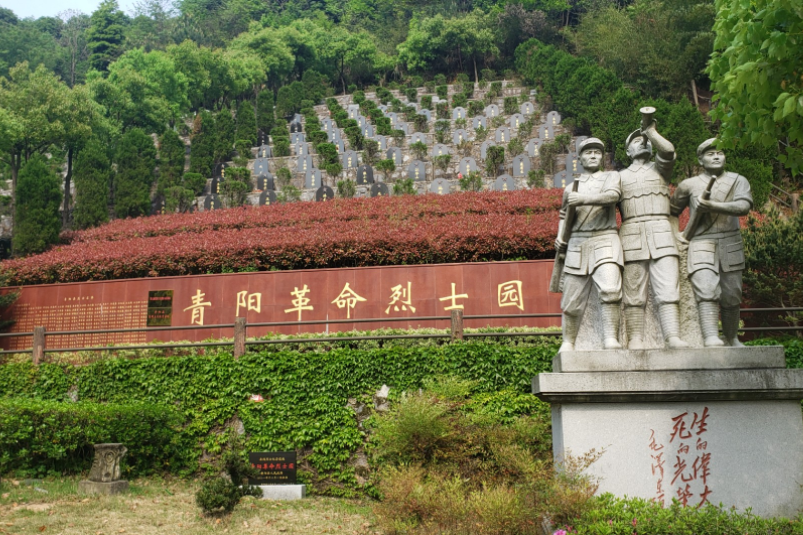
left=257, top=484, right=306, bottom=500
left=78, top=480, right=129, bottom=495
left=534, top=346, right=803, bottom=518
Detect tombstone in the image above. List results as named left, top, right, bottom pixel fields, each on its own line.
left=453, top=129, right=469, bottom=145
left=370, top=183, right=389, bottom=197
left=495, top=127, right=511, bottom=144
left=512, top=154, right=531, bottom=177
left=452, top=107, right=467, bottom=121
left=509, top=113, right=525, bottom=130
left=213, top=162, right=230, bottom=179
left=458, top=157, right=478, bottom=176
left=293, top=113, right=303, bottom=124
left=294, top=143, right=309, bottom=156
left=411, top=132, right=427, bottom=145
left=539, top=124, right=554, bottom=141
left=209, top=177, right=223, bottom=195
left=315, top=185, right=335, bottom=201
left=363, top=124, right=375, bottom=138
left=322, top=118, right=333, bottom=132
left=432, top=96, right=441, bottom=104
left=254, top=158, right=270, bottom=177
left=407, top=160, right=426, bottom=182
left=335, top=139, right=346, bottom=153
left=546, top=111, right=561, bottom=126
left=256, top=144, right=271, bottom=159
left=357, top=116, right=368, bottom=129
left=429, top=178, right=450, bottom=195
left=493, top=174, right=517, bottom=192
left=520, top=102, right=535, bottom=115
left=356, top=165, right=374, bottom=185
left=561, top=153, right=579, bottom=176
left=481, top=140, right=497, bottom=160
left=297, top=154, right=313, bottom=173
left=472, top=116, right=487, bottom=130
left=150, top=195, right=165, bottom=216
left=257, top=130, right=269, bottom=147
left=348, top=104, right=360, bottom=119
left=573, top=136, right=589, bottom=153
left=378, top=105, right=388, bottom=113
left=386, top=112, right=397, bottom=125
left=407, top=102, right=420, bottom=112
left=387, top=147, right=403, bottom=166
left=484, top=104, right=500, bottom=118
left=420, top=109, right=432, bottom=122
left=203, top=194, right=222, bottom=211
left=432, top=144, right=450, bottom=157
left=258, top=190, right=277, bottom=206
left=305, top=168, right=323, bottom=189
left=396, top=123, right=409, bottom=135
left=290, top=132, right=305, bottom=144
left=289, top=121, right=302, bottom=134
left=331, top=128, right=342, bottom=142
left=375, top=135, right=388, bottom=151
left=526, top=138, right=541, bottom=157
left=341, top=150, right=359, bottom=169
left=553, top=170, right=571, bottom=189
left=255, top=174, right=275, bottom=191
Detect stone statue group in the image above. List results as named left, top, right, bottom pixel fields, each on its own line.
left=552, top=107, right=753, bottom=352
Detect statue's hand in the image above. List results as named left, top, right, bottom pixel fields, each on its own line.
left=567, top=192, right=585, bottom=207
left=555, top=239, right=568, bottom=254
left=697, top=196, right=713, bottom=213
left=641, top=120, right=657, bottom=135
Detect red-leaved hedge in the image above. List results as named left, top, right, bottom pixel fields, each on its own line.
left=3, top=190, right=563, bottom=285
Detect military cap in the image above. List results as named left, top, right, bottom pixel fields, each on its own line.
left=625, top=128, right=646, bottom=148
left=577, top=137, right=605, bottom=155
left=696, top=138, right=719, bottom=158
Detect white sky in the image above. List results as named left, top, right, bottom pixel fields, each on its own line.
left=1, top=0, right=137, bottom=19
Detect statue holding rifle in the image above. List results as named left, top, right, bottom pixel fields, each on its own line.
left=671, top=139, right=753, bottom=347
left=553, top=137, right=623, bottom=352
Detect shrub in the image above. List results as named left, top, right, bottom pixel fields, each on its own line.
left=393, top=178, right=417, bottom=196
left=235, top=100, right=257, bottom=147
left=420, top=95, right=433, bottom=110
left=405, top=87, right=418, bottom=103
left=278, top=184, right=302, bottom=203
left=376, top=158, right=396, bottom=181
left=274, top=139, right=291, bottom=157
left=196, top=430, right=261, bottom=517
left=113, top=128, right=156, bottom=219
left=452, top=93, right=468, bottom=108
left=434, top=74, right=446, bottom=86
left=508, top=138, right=525, bottom=159
left=434, top=120, right=451, bottom=143
left=337, top=179, right=357, bottom=198
left=527, top=169, right=547, bottom=188
left=486, top=146, right=505, bottom=178
left=459, top=171, right=484, bottom=192
left=436, top=85, right=448, bottom=100
left=474, top=125, right=488, bottom=142
left=433, top=154, right=452, bottom=174
left=13, top=156, right=63, bottom=256
left=73, top=138, right=111, bottom=230
left=503, top=96, right=518, bottom=115
left=352, top=90, right=365, bottom=104
left=190, top=111, right=215, bottom=178
left=481, top=68, right=496, bottom=81
left=436, top=102, right=449, bottom=120
left=410, top=141, right=428, bottom=161
left=489, top=81, right=503, bottom=97
left=413, top=114, right=429, bottom=133
left=468, top=100, right=484, bottom=117
left=276, top=167, right=292, bottom=187
left=390, top=129, right=406, bottom=147
left=256, top=89, right=275, bottom=134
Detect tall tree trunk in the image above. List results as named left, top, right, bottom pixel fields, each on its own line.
left=62, top=147, right=74, bottom=228
left=473, top=57, right=479, bottom=84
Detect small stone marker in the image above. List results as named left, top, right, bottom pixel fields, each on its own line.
left=348, top=105, right=359, bottom=118
left=526, top=138, right=541, bottom=157
left=495, top=127, right=511, bottom=143
left=363, top=124, right=375, bottom=138
left=357, top=116, right=368, bottom=129
left=204, top=194, right=222, bottom=211
left=565, top=153, right=581, bottom=176
left=432, top=143, right=450, bottom=157
left=248, top=451, right=305, bottom=500
left=484, top=104, right=500, bottom=118
left=408, top=160, right=426, bottom=181
left=79, top=444, right=129, bottom=495
left=322, top=118, right=333, bottom=132
left=290, top=132, right=305, bottom=144
left=509, top=113, right=525, bottom=129
left=375, top=135, right=387, bottom=151
left=341, top=150, right=358, bottom=169
left=356, top=165, right=374, bottom=185
left=512, top=154, right=531, bottom=177
left=546, top=111, right=561, bottom=126
left=257, top=130, right=268, bottom=146
left=297, top=154, right=313, bottom=173
left=520, top=102, right=535, bottom=115
left=420, top=109, right=432, bottom=121
left=294, top=143, right=309, bottom=156
left=539, top=124, right=554, bottom=141
left=472, top=116, right=487, bottom=130
left=259, top=190, right=277, bottom=206
left=453, top=129, right=469, bottom=145
left=429, top=178, right=450, bottom=195
left=411, top=132, right=427, bottom=145
left=458, top=157, right=478, bottom=176
left=315, top=185, right=335, bottom=201
left=370, top=183, right=389, bottom=197
left=256, top=174, right=275, bottom=191
left=257, top=144, right=271, bottom=159
left=553, top=169, right=571, bottom=188
left=493, top=174, right=517, bottom=191
left=452, top=107, right=467, bottom=121
left=387, top=147, right=403, bottom=166
left=305, top=168, right=322, bottom=189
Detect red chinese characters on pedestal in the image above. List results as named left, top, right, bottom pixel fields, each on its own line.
left=648, top=429, right=666, bottom=501
left=669, top=407, right=712, bottom=507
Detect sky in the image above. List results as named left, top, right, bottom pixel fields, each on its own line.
left=1, top=0, right=137, bottom=19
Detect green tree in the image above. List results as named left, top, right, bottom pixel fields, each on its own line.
left=13, top=155, right=62, bottom=255
left=235, top=100, right=257, bottom=147
left=256, top=88, right=275, bottom=134
left=72, top=137, right=111, bottom=229
left=158, top=129, right=186, bottom=193
left=213, top=107, right=235, bottom=164
left=114, top=128, right=156, bottom=218
left=189, top=111, right=214, bottom=177
left=227, top=26, right=294, bottom=90
left=86, top=0, right=127, bottom=72
left=707, top=0, right=803, bottom=177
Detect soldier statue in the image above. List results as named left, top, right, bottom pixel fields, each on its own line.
left=671, top=139, right=753, bottom=347
left=619, top=108, right=689, bottom=349
left=554, top=138, right=623, bottom=352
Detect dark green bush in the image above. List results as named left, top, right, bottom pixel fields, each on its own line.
left=274, top=139, right=290, bottom=157
left=196, top=477, right=244, bottom=517
left=196, top=429, right=262, bottom=516
left=436, top=85, right=448, bottom=100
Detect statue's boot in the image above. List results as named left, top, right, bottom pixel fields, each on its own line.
left=660, top=303, right=690, bottom=349
left=625, top=306, right=646, bottom=349
left=602, top=303, right=623, bottom=349
left=559, top=313, right=580, bottom=352
left=698, top=301, right=725, bottom=347
left=721, top=306, right=744, bottom=347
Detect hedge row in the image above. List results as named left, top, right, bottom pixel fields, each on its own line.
left=2, top=191, right=562, bottom=285
left=0, top=340, right=558, bottom=491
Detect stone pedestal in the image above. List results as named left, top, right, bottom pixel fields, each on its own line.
left=534, top=346, right=803, bottom=518
left=256, top=484, right=306, bottom=500
left=78, top=443, right=129, bottom=496
left=78, top=480, right=129, bottom=495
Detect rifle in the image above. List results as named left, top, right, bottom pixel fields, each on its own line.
left=549, top=179, right=580, bottom=293
left=682, top=175, right=717, bottom=242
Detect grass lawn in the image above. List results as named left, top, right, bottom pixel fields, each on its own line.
left=0, top=477, right=379, bottom=535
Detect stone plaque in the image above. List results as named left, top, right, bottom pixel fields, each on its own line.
left=322, top=118, right=333, bottom=132
left=553, top=170, right=571, bottom=188
left=257, top=144, right=271, bottom=159
left=209, top=177, right=222, bottom=195
left=512, top=154, right=531, bottom=177
left=256, top=174, right=275, bottom=191
left=356, top=165, right=374, bottom=185
left=420, top=109, right=431, bottom=121
left=293, top=113, right=303, bottom=123
left=526, top=138, right=541, bottom=157
left=458, top=157, right=478, bottom=176
left=258, top=190, right=277, bottom=206
left=315, top=185, right=335, bottom=201
left=411, top=132, right=427, bottom=145
left=452, top=107, right=467, bottom=121
left=432, top=143, right=450, bottom=157
left=294, top=143, right=309, bottom=156
left=335, top=139, right=346, bottom=153
left=387, top=147, right=403, bottom=166
left=546, top=111, right=561, bottom=126
left=453, top=129, right=469, bottom=145
left=248, top=452, right=297, bottom=485
left=331, top=128, right=342, bottom=141
left=291, top=132, right=305, bottom=144
left=407, top=160, right=426, bottom=181
left=493, top=174, right=517, bottom=191
left=289, top=121, right=302, bottom=134
left=375, top=135, right=387, bottom=151
left=565, top=153, right=581, bottom=176
left=213, top=162, right=229, bottom=179
left=203, top=194, right=222, bottom=211
left=495, top=127, right=511, bottom=144
left=472, top=116, right=487, bottom=130
left=396, top=123, right=409, bottom=135
left=484, top=104, right=500, bottom=118
left=297, top=154, right=313, bottom=173
left=358, top=116, right=368, bottom=129
left=509, top=113, right=525, bottom=129
left=305, top=168, right=322, bottom=189
left=386, top=112, right=397, bottom=125
left=147, top=290, right=173, bottom=327
left=341, top=150, right=359, bottom=169
left=348, top=105, right=359, bottom=118
left=520, top=102, right=535, bottom=115
left=370, top=183, right=389, bottom=197
left=150, top=195, right=165, bottom=216
left=363, top=124, right=375, bottom=138
left=429, top=178, right=450, bottom=195
left=539, top=124, right=554, bottom=141
left=481, top=140, right=496, bottom=160
left=257, top=130, right=268, bottom=146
